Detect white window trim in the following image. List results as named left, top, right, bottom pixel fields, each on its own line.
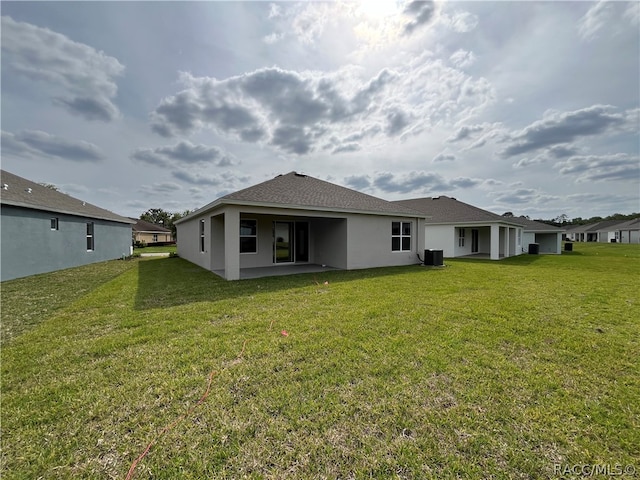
left=51, top=217, right=59, bottom=231
left=392, top=221, right=412, bottom=252
left=458, top=228, right=465, bottom=248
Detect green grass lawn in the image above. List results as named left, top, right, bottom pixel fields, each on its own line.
left=133, top=244, right=177, bottom=254
left=2, top=244, right=639, bottom=479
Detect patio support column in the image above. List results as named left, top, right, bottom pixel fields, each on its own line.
left=224, top=207, right=240, bottom=280
left=490, top=224, right=500, bottom=260
left=504, top=227, right=510, bottom=258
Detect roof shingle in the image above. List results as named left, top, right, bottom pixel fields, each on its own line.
left=393, top=196, right=518, bottom=224
left=1, top=170, right=134, bottom=224
left=217, top=172, right=423, bottom=216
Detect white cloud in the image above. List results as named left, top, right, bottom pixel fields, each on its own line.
left=450, top=49, right=476, bottom=69
left=554, top=154, right=640, bottom=183
left=131, top=141, right=237, bottom=168
left=2, top=130, right=105, bottom=162
left=1, top=16, right=124, bottom=121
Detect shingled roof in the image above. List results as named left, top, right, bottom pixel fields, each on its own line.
left=507, top=216, right=565, bottom=232
left=1, top=170, right=134, bottom=224
left=185, top=172, right=424, bottom=218
left=129, top=217, right=172, bottom=233
left=393, top=196, right=520, bottom=225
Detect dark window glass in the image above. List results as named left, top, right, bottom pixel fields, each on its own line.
left=240, top=237, right=257, bottom=253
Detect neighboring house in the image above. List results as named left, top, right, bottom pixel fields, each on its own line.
left=615, top=218, right=640, bottom=244
left=175, top=172, right=425, bottom=280
left=508, top=217, right=564, bottom=254
left=564, top=224, right=591, bottom=242
left=588, top=219, right=636, bottom=243
left=1, top=170, right=134, bottom=282
left=392, top=196, right=525, bottom=260
left=130, top=217, right=173, bottom=245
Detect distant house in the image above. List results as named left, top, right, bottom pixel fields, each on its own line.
left=1, top=170, right=134, bottom=281
left=588, top=219, right=636, bottom=243
left=392, top=196, right=525, bottom=260
left=615, top=218, right=640, bottom=244
left=507, top=217, right=564, bottom=254
left=130, top=217, right=173, bottom=245
left=564, top=224, right=591, bottom=242
left=565, top=219, right=640, bottom=243
left=175, top=172, right=425, bottom=280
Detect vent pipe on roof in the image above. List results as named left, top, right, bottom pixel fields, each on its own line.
left=26, top=188, right=32, bottom=194
left=2, top=184, right=7, bottom=190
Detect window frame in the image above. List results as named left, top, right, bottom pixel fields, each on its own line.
left=458, top=228, right=465, bottom=248
left=391, top=221, right=412, bottom=252
left=240, top=218, right=258, bottom=254
left=199, top=219, right=205, bottom=253
left=50, top=217, right=59, bottom=231
left=86, top=222, right=94, bottom=251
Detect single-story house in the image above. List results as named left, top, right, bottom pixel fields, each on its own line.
left=564, top=224, right=591, bottom=242
left=175, top=172, right=426, bottom=280
left=615, top=218, right=640, bottom=244
left=588, top=219, right=637, bottom=243
left=130, top=217, right=173, bottom=245
left=392, top=196, right=525, bottom=260
left=507, top=216, right=564, bottom=254
left=1, top=170, right=135, bottom=282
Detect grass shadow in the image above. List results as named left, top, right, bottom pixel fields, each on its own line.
left=134, top=257, right=428, bottom=310
left=448, top=253, right=546, bottom=267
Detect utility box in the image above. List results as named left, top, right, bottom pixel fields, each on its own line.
left=528, top=243, right=540, bottom=254
left=425, top=249, right=444, bottom=266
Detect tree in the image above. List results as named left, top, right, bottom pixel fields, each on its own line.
left=38, top=182, right=59, bottom=191
left=553, top=214, right=569, bottom=226
left=502, top=212, right=514, bottom=217
left=140, top=208, right=171, bottom=227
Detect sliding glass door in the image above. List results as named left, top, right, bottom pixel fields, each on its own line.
left=273, top=221, right=309, bottom=263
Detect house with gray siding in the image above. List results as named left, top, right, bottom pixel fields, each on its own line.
left=175, top=172, right=425, bottom=280
left=1, top=170, right=135, bottom=281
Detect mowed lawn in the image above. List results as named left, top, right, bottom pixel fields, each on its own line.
left=2, top=244, right=639, bottom=479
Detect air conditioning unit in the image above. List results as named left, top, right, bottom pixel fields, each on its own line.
left=424, top=249, right=444, bottom=266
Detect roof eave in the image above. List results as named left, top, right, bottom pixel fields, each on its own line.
left=1, top=199, right=135, bottom=224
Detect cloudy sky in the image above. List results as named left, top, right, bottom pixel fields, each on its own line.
left=2, top=1, right=639, bottom=220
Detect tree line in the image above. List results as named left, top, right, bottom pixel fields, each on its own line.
left=502, top=211, right=640, bottom=227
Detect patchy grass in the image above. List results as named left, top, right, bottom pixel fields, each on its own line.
left=1, top=244, right=639, bottom=479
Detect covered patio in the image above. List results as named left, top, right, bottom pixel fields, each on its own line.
left=213, top=263, right=339, bottom=280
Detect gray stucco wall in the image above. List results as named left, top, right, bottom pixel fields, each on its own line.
left=1, top=205, right=132, bottom=282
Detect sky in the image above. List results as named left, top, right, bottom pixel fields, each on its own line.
left=1, top=1, right=639, bottom=221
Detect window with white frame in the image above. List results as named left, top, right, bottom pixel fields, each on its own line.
left=153, top=234, right=158, bottom=242
left=240, top=219, right=257, bottom=253
left=51, top=217, right=59, bottom=230
left=86, top=222, right=94, bottom=251
left=392, top=221, right=411, bottom=251
left=199, top=219, right=205, bottom=253
left=458, top=228, right=465, bottom=247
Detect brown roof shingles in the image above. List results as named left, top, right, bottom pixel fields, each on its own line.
left=1, top=170, right=134, bottom=224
